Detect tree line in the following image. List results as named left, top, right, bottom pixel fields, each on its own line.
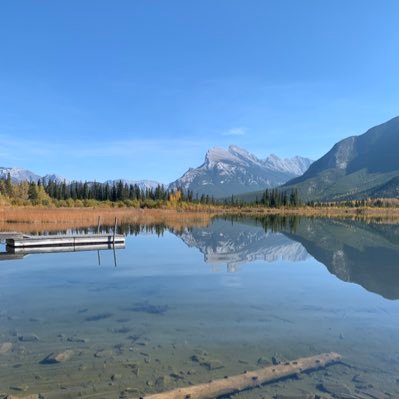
left=0, top=174, right=302, bottom=208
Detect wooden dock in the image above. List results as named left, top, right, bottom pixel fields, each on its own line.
left=9, top=242, right=125, bottom=254
left=6, top=234, right=125, bottom=248
left=0, top=232, right=26, bottom=242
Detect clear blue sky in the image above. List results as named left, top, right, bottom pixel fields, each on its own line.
left=1, top=0, right=398, bottom=183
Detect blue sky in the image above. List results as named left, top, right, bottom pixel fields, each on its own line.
left=1, top=1, right=399, bottom=183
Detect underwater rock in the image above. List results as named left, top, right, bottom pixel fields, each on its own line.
left=272, top=353, right=284, bottom=365
left=124, top=362, right=140, bottom=376
left=318, top=382, right=352, bottom=395
left=85, top=312, right=113, bottom=321
left=352, top=374, right=371, bottom=390
left=111, top=327, right=131, bottom=334
left=201, top=359, right=224, bottom=370
left=41, top=349, right=74, bottom=364
left=94, top=350, right=114, bottom=358
left=122, top=302, right=169, bottom=315
left=119, top=388, right=139, bottom=399
left=170, top=372, right=184, bottom=380
left=191, top=353, right=223, bottom=370
left=5, top=395, right=40, bottom=399
left=352, top=374, right=368, bottom=384
left=111, top=374, right=122, bottom=381
left=18, top=334, right=39, bottom=342
left=9, top=385, right=29, bottom=392
left=66, top=336, right=89, bottom=344
left=257, top=356, right=271, bottom=366
left=358, top=388, right=392, bottom=399
left=0, top=342, right=13, bottom=354
left=155, top=375, right=172, bottom=387
left=191, top=354, right=204, bottom=363
left=28, top=318, right=43, bottom=323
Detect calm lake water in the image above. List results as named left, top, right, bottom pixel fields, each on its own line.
left=1, top=216, right=399, bottom=399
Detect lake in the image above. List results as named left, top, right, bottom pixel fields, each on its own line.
left=1, top=216, right=399, bottom=399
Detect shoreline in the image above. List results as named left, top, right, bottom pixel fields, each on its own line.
left=0, top=206, right=399, bottom=234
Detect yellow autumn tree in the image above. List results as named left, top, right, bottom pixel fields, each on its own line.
left=168, top=190, right=182, bottom=205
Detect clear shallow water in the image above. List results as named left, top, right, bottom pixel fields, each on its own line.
left=1, top=217, right=399, bottom=399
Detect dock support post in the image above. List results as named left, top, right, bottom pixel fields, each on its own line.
left=113, top=217, right=117, bottom=246
left=97, top=216, right=101, bottom=234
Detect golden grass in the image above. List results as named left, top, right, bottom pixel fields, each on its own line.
left=224, top=205, right=399, bottom=224
left=1, top=205, right=399, bottom=234
left=0, top=207, right=214, bottom=234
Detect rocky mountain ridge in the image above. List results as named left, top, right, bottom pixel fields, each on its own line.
left=169, top=145, right=312, bottom=198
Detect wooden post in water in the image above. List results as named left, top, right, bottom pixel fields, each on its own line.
left=113, top=245, right=117, bottom=267
left=97, top=215, right=101, bottom=266
left=113, top=217, right=117, bottom=246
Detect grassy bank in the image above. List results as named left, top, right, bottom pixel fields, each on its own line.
left=0, top=207, right=214, bottom=234
left=1, top=204, right=399, bottom=234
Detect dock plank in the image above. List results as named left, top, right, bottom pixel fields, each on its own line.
left=6, top=234, right=125, bottom=248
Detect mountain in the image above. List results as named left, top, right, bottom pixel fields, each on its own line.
left=175, top=218, right=309, bottom=272
left=0, top=167, right=41, bottom=183
left=0, top=167, right=69, bottom=185
left=282, top=116, right=399, bottom=201
left=0, top=166, right=161, bottom=190
left=104, top=179, right=163, bottom=191
left=169, top=145, right=312, bottom=198
left=42, top=174, right=70, bottom=185
left=281, top=217, right=399, bottom=300
left=175, top=215, right=399, bottom=299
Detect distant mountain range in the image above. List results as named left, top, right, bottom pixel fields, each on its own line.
left=0, top=167, right=161, bottom=191
left=283, top=116, right=399, bottom=201
left=237, top=116, right=399, bottom=201
left=0, top=145, right=312, bottom=197
left=4, top=115, right=399, bottom=201
left=169, top=145, right=312, bottom=198
left=104, top=179, right=161, bottom=191
left=0, top=167, right=68, bottom=185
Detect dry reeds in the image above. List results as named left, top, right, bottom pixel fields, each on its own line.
left=0, top=207, right=213, bottom=234
left=1, top=205, right=399, bottom=235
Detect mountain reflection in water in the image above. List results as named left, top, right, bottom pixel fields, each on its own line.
left=172, top=216, right=399, bottom=300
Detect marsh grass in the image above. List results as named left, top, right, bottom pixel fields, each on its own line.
left=1, top=205, right=399, bottom=235
left=0, top=207, right=213, bottom=234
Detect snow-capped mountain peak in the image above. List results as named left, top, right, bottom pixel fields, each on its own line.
left=264, top=154, right=312, bottom=175
left=104, top=179, right=163, bottom=190
left=42, top=174, right=70, bottom=185
left=0, top=167, right=41, bottom=183
left=169, top=145, right=313, bottom=198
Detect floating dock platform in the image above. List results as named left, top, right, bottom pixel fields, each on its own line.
left=8, top=242, right=125, bottom=254
left=6, top=234, right=125, bottom=248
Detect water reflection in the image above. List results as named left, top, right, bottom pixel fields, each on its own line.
left=177, top=217, right=309, bottom=272
left=171, top=216, right=399, bottom=300
left=2, top=216, right=399, bottom=299
left=1, top=216, right=399, bottom=399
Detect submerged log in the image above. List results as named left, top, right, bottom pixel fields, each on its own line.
left=140, top=352, right=342, bottom=399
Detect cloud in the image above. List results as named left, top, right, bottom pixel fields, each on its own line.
left=222, top=127, right=247, bottom=136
